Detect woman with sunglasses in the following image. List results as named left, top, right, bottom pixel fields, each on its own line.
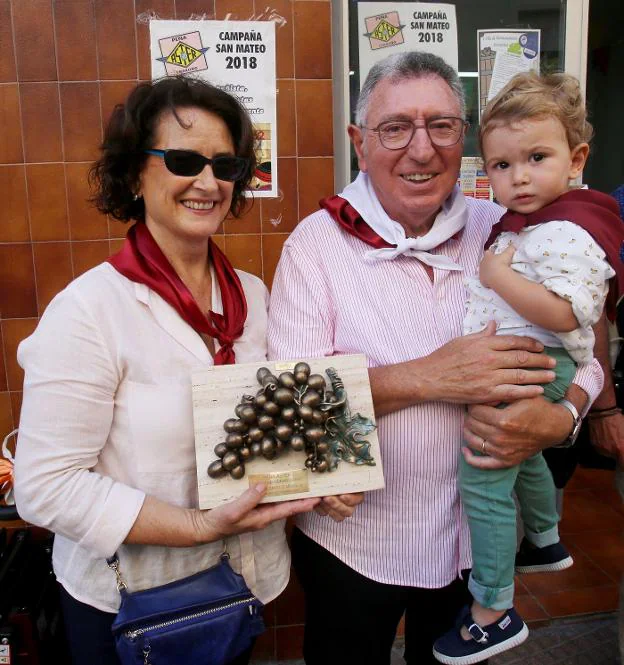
left=13, top=77, right=332, bottom=665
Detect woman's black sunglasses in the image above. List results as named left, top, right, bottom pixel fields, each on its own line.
left=145, top=149, right=249, bottom=182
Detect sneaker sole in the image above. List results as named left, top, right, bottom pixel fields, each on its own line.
left=432, top=624, right=529, bottom=665
left=515, top=555, right=573, bottom=574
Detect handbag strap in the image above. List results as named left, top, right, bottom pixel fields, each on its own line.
left=106, top=553, right=128, bottom=593
left=106, top=541, right=230, bottom=595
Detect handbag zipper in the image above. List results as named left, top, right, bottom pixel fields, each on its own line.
left=124, top=596, right=256, bottom=640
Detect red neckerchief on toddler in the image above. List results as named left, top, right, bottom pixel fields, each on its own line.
left=485, top=189, right=624, bottom=321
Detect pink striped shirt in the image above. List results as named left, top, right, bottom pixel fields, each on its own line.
left=267, top=196, right=602, bottom=589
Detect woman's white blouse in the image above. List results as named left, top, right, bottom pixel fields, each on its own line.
left=14, top=262, right=289, bottom=612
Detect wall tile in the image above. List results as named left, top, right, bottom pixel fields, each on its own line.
left=222, top=202, right=261, bottom=235
left=136, top=0, right=175, bottom=80
left=260, top=233, right=288, bottom=290
left=109, top=238, right=125, bottom=253
left=108, top=217, right=130, bottom=240
left=272, top=0, right=294, bottom=79
left=224, top=234, right=262, bottom=279
left=12, top=0, right=57, bottom=81
left=66, top=163, right=108, bottom=240
left=295, top=79, right=333, bottom=156
left=261, top=157, right=298, bottom=233
left=95, top=0, right=138, bottom=80
left=33, top=242, right=73, bottom=314
left=2, top=319, right=38, bottom=391
left=10, top=391, right=22, bottom=428
left=0, top=84, right=24, bottom=163
left=20, top=83, right=63, bottom=163
left=275, top=568, right=305, bottom=626
left=0, top=402, right=7, bottom=448
left=54, top=0, right=98, bottom=81
left=0, top=165, right=29, bottom=242
left=275, top=624, right=304, bottom=661
left=0, top=245, right=37, bottom=318
left=251, top=626, right=275, bottom=661
left=294, top=1, right=331, bottom=79
left=0, top=1, right=16, bottom=82
left=60, top=82, right=102, bottom=162
left=212, top=234, right=226, bottom=253
left=26, top=164, right=70, bottom=241
left=72, top=240, right=111, bottom=277
left=297, top=157, right=334, bottom=219
left=214, top=0, right=254, bottom=20
left=263, top=599, right=276, bottom=628
left=100, top=80, right=137, bottom=131
left=0, top=325, right=7, bottom=392
left=175, top=0, right=215, bottom=19
left=276, top=79, right=296, bottom=157
left=0, top=391, right=13, bottom=437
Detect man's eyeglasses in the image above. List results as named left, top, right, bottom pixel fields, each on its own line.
left=145, top=149, right=249, bottom=182
left=360, top=117, right=468, bottom=150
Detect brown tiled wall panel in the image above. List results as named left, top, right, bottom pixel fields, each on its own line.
left=0, top=0, right=333, bottom=659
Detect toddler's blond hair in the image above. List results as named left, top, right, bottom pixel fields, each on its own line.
left=479, top=71, right=593, bottom=155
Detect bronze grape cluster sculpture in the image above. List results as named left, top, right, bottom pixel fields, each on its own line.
left=207, top=362, right=376, bottom=481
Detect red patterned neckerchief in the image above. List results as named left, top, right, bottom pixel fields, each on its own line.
left=108, top=222, right=247, bottom=364
left=485, top=189, right=624, bottom=321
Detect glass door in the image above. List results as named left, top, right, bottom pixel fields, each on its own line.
left=331, top=0, right=590, bottom=189
left=583, top=0, right=624, bottom=194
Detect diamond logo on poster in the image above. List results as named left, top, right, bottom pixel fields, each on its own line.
left=157, top=31, right=210, bottom=75
left=166, top=42, right=204, bottom=67
left=364, top=11, right=405, bottom=50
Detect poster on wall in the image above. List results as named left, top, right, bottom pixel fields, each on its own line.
left=478, top=30, right=540, bottom=118
left=458, top=157, right=492, bottom=201
left=357, top=3, right=458, bottom=86
left=149, top=20, right=277, bottom=198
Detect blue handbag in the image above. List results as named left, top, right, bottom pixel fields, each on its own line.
left=107, top=552, right=265, bottom=665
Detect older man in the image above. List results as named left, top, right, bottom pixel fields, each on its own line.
left=268, top=52, right=601, bottom=665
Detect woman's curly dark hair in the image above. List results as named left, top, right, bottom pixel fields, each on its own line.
left=90, top=76, right=256, bottom=221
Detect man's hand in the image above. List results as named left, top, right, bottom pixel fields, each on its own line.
left=421, top=321, right=556, bottom=405
left=314, top=492, right=364, bottom=522
left=370, top=321, right=557, bottom=417
left=462, top=396, right=574, bottom=469
left=479, top=245, right=515, bottom=289
left=589, top=413, right=624, bottom=466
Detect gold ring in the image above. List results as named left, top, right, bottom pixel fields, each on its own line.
left=481, top=439, right=487, bottom=454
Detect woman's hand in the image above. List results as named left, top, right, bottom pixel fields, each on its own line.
left=313, top=492, right=364, bottom=521
left=462, top=395, right=575, bottom=469
left=197, top=484, right=320, bottom=542
left=479, top=245, right=515, bottom=289
left=589, top=413, right=624, bottom=466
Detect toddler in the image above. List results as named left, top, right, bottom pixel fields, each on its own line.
left=433, top=71, right=624, bottom=665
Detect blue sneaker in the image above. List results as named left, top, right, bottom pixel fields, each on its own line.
left=515, top=537, right=573, bottom=574
left=432, top=606, right=528, bottom=664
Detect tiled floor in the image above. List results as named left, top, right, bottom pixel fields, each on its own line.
left=252, top=466, right=624, bottom=663
left=491, top=615, right=620, bottom=664
left=514, top=467, right=624, bottom=623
